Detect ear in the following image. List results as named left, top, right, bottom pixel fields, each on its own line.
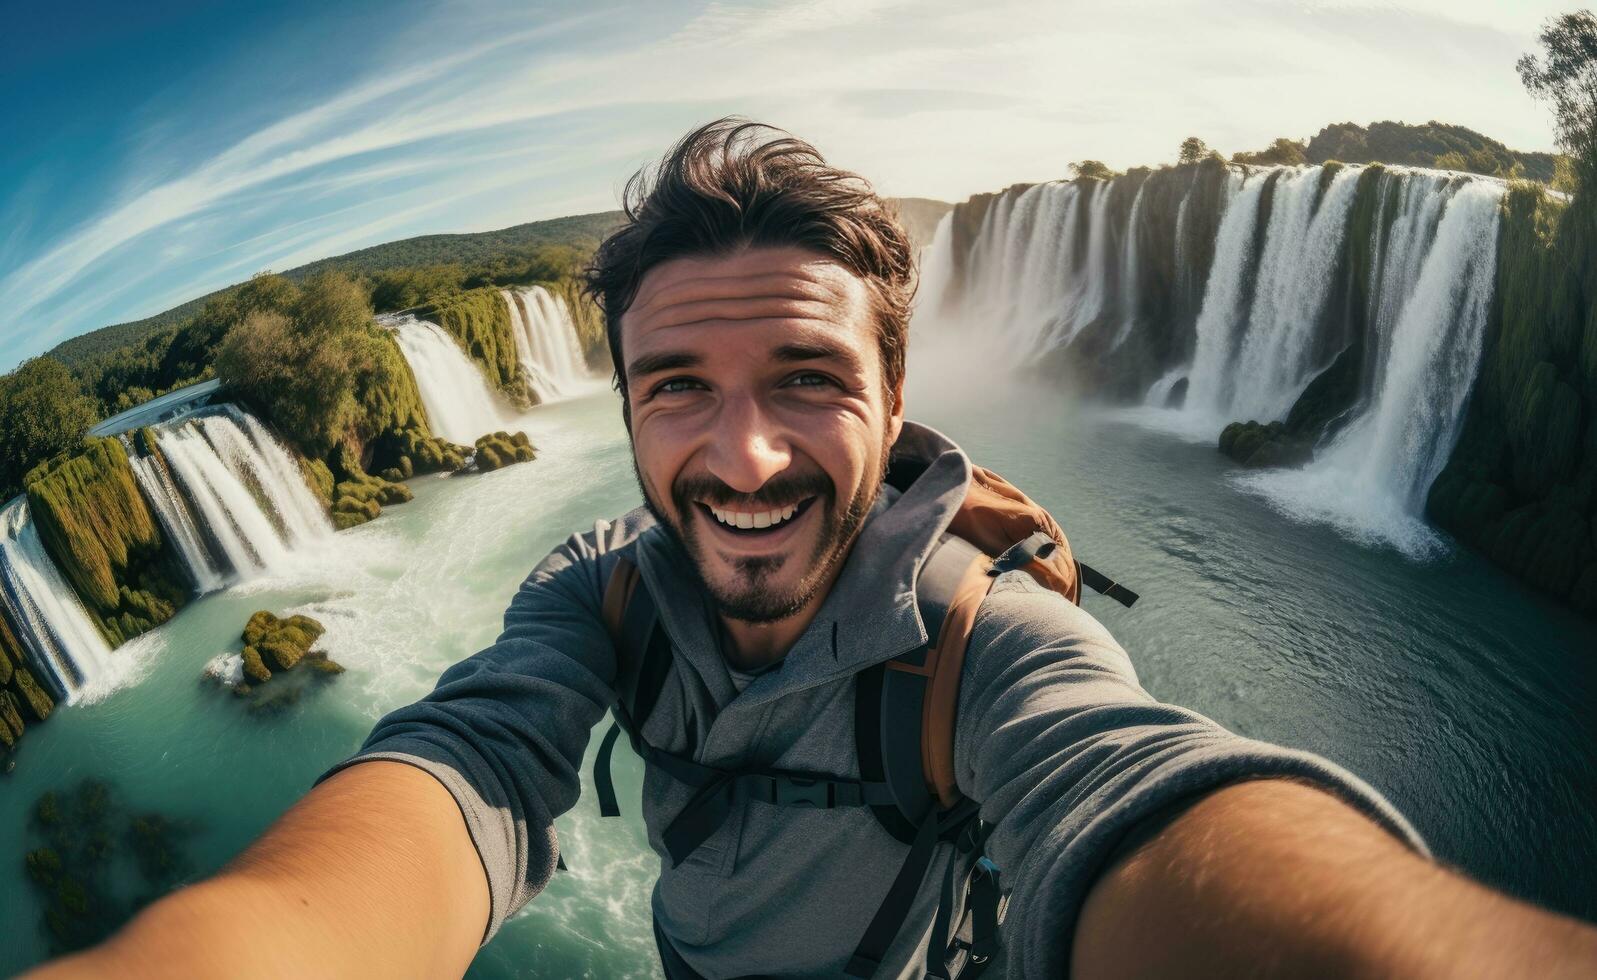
left=885, top=373, right=906, bottom=446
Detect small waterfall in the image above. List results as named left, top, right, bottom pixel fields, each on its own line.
left=1184, top=169, right=1257, bottom=417
left=387, top=315, right=511, bottom=445
left=148, top=406, right=333, bottom=581
left=0, top=499, right=114, bottom=700
left=502, top=286, right=593, bottom=403
left=1227, top=167, right=1363, bottom=421
left=123, top=436, right=226, bottom=594
left=1110, top=182, right=1148, bottom=351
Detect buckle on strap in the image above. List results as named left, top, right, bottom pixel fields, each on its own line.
left=774, top=775, right=831, bottom=808
left=988, top=531, right=1057, bottom=577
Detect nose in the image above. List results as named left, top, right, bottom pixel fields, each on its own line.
left=704, top=393, right=793, bottom=494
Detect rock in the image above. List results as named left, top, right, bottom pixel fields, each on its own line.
left=226, top=611, right=334, bottom=693
left=241, top=647, right=271, bottom=683
left=12, top=665, right=54, bottom=721
left=0, top=690, right=23, bottom=745
left=472, top=431, right=537, bottom=472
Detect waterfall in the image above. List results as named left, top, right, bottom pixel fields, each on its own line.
left=1227, top=167, right=1363, bottom=421
left=387, top=314, right=511, bottom=444
left=146, top=406, right=333, bottom=581
left=123, top=436, right=226, bottom=594
left=0, top=499, right=114, bottom=700
left=502, top=286, right=593, bottom=404
left=1237, top=178, right=1504, bottom=555
left=1185, top=169, right=1257, bottom=417
left=915, top=161, right=1507, bottom=554
left=1110, top=182, right=1148, bottom=351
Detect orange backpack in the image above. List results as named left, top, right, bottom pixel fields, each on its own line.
left=591, top=463, right=1136, bottom=979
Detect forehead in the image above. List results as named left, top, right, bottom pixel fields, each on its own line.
left=621, top=246, right=874, bottom=363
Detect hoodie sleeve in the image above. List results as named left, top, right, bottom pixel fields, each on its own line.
left=952, top=570, right=1427, bottom=979
left=316, top=522, right=623, bottom=943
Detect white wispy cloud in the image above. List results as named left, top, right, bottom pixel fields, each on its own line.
left=0, top=0, right=1572, bottom=366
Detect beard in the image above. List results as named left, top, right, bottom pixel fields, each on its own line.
left=633, top=435, right=892, bottom=624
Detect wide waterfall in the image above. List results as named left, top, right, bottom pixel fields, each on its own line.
left=916, top=161, right=1506, bottom=554
left=0, top=499, right=115, bottom=700
left=137, top=405, right=334, bottom=584
left=386, top=314, right=511, bottom=444
left=502, top=286, right=593, bottom=404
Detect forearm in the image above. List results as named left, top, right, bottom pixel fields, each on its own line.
left=25, top=761, right=490, bottom=980
left=1073, top=779, right=1597, bottom=979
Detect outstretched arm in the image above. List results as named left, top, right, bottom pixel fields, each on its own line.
left=24, top=761, right=489, bottom=980
left=1074, top=778, right=1597, bottom=979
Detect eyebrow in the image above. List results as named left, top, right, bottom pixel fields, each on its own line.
left=773, top=341, right=862, bottom=372
left=626, top=350, right=702, bottom=380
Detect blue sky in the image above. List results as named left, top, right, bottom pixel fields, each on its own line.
left=0, top=0, right=1573, bottom=370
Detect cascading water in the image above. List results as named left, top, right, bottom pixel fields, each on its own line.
left=123, top=436, right=226, bottom=594
left=1185, top=169, right=1256, bottom=417
left=387, top=314, right=511, bottom=445
left=0, top=499, right=114, bottom=700
left=1237, top=177, right=1505, bottom=555
left=502, top=286, right=593, bottom=404
left=914, top=161, right=1507, bottom=555
left=1226, top=167, right=1363, bottom=422
left=145, top=406, right=333, bottom=581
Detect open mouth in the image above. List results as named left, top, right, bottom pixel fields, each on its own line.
left=695, top=495, right=818, bottom=537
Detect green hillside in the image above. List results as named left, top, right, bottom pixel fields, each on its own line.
left=47, top=211, right=626, bottom=367
left=1305, top=121, right=1562, bottom=181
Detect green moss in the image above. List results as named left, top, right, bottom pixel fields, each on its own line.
left=301, top=458, right=334, bottom=506
left=418, top=287, right=528, bottom=407
left=238, top=611, right=329, bottom=676
left=241, top=646, right=271, bottom=683
left=12, top=664, right=54, bottom=721
left=23, top=437, right=187, bottom=646
left=472, top=430, right=537, bottom=472
left=1, top=689, right=23, bottom=746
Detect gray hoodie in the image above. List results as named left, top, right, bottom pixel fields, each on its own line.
left=322, top=421, right=1425, bottom=978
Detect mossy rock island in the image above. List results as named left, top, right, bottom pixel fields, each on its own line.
left=472, top=431, right=536, bottom=472
left=204, top=610, right=344, bottom=709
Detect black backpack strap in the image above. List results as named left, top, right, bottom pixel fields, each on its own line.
left=847, top=536, right=1000, bottom=978
left=1077, top=559, right=1139, bottom=607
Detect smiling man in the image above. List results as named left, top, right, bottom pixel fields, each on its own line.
left=30, top=120, right=1597, bottom=980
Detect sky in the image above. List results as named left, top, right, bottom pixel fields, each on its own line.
left=0, top=0, right=1577, bottom=370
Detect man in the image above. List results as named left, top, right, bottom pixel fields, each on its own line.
left=30, top=120, right=1597, bottom=979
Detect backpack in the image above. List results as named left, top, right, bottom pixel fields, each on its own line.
left=588, top=460, right=1137, bottom=979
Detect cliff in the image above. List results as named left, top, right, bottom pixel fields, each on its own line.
left=23, top=439, right=185, bottom=646
left=1428, top=183, right=1597, bottom=613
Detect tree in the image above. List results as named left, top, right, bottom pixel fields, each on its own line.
left=0, top=358, right=100, bottom=497
left=1518, top=9, right=1597, bottom=184
left=1069, top=160, right=1119, bottom=181
left=1433, top=151, right=1470, bottom=172
left=1232, top=138, right=1308, bottom=167
left=1178, top=137, right=1211, bottom=165
left=215, top=273, right=376, bottom=457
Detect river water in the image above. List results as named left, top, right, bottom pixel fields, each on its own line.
left=4, top=373, right=1595, bottom=976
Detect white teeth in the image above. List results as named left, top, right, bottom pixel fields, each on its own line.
left=708, top=500, right=805, bottom=530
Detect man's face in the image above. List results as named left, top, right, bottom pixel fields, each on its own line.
left=621, top=245, right=905, bottom=624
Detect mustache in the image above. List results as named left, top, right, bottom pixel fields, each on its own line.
left=672, top=470, right=834, bottom=511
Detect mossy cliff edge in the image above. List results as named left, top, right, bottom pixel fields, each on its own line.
left=23, top=438, right=186, bottom=647
left=0, top=612, right=55, bottom=751
left=1428, top=183, right=1597, bottom=614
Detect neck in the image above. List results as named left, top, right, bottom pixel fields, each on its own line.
left=718, top=562, right=846, bottom=671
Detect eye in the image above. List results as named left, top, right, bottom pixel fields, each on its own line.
left=655, top=377, right=706, bottom=395
left=784, top=371, right=836, bottom=389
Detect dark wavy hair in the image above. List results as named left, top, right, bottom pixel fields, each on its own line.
left=583, top=118, right=916, bottom=409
